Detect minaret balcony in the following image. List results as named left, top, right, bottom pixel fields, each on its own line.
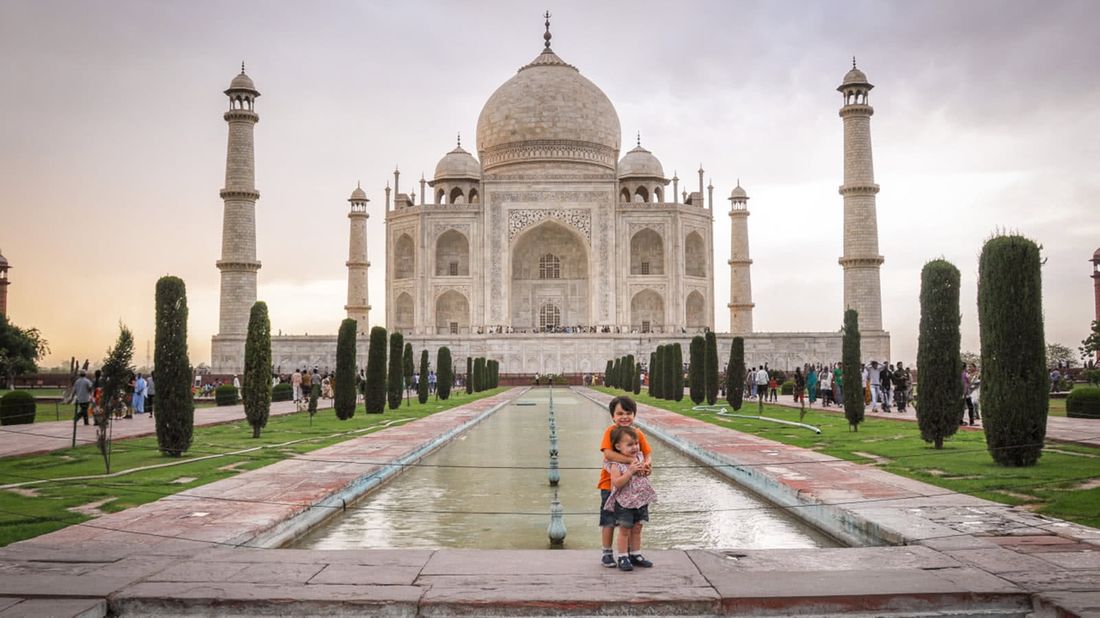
left=223, top=109, right=259, bottom=122
left=838, top=183, right=880, bottom=196
left=220, top=189, right=260, bottom=200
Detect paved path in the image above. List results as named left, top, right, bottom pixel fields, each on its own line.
left=740, top=391, right=1100, bottom=448
left=0, top=399, right=308, bottom=459
left=1, top=385, right=1097, bottom=616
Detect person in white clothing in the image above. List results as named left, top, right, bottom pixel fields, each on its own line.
left=867, top=361, right=882, bottom=411
left=754, top=367, right=769, bottom=402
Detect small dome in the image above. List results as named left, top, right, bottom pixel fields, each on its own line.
left=433, top=145, right=481, bottom=181
left=226, top=65, right=259, bottom=95
left=0, top=251, right=7, bottom=267
left=730, top=183, right=748, bottom=200
left=1093, top=247, right=1100, bottom=259
left=618, top=145, right=664, bottom=179
left=841, top=67, right=868, bottom=86
left=349, top=185, right=367, bottom=201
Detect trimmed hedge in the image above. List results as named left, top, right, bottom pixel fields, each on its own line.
left=272, top=383, right=293, bottom=402
left=243, top=302, right=272, bottom=437
left=1066, top=387, right=1100, bottom=419
left=781, top=380, right=795, bottom=396
left=0, top=391, right=35, bottom=425
left=214, top=385, right=239, bottom=406
left=689, top=336, right=705, bottom=404
left=916, top=259, right=963, bottom=449
left=335, top=318, right=358, bottom=419
left=153, top=275, right=193, bottom=456
left=364, top=326, right=387, bottom=414
left=842, top=309, right=864, bottom=431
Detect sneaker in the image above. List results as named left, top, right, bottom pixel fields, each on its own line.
left=628, top=554, right=653, bottom=568
left=601, top=552, right=615, bottom=568
left=617, top=556, right=634, bottom=572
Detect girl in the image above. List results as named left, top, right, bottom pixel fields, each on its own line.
left=604, top=425, right=657, bottom=572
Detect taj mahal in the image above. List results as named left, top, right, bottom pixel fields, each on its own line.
left=210, top=19, right=890, bottom=375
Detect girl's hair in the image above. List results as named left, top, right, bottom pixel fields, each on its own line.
left=609, top=425, right=638, bottom=452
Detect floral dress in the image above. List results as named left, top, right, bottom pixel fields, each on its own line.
left=603, top=453, right=658, bottom=511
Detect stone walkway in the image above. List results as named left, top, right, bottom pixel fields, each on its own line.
left=0, top=399, right=307, bottom=459
left=741, top=391, right=1100, bottom=448
left=0, top=386, right=1097, bottom=616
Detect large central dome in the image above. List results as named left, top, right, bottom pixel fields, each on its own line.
left=476, top=47, right=621, bottom=171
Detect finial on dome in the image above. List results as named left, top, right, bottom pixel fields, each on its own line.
left=636, top=131, right=641, bottom=147
left=852, top=56, right=857, bottom=69
left=543, top=10, right=552, bottom=50
left=241, top=61, right=246, bottom=74
left=357, top=180, right=361, bottom=189
left=457, top=132, right=462, bottom=148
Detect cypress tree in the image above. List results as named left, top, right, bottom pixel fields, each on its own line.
left=364, top=326, right=387, bottom=413
left=386, top=331, right=404, bottom=410
left=623, top=355, right=635, bottom=392
left=604, top=359, right=614, bottom=387
left=979, top=235, right=1048, bottom=466
left=704, top=331, right=719, bottom=405
left=916, top=260, right=963, bottom=449
left=466, top=356, right=473, bottom=394
left=153, top=276, right=193, bottom=457
left=611, top=358, right=621, bottom=388
left=842, top=309, right=864, bottom=431
left=403, top=342, right=414, bottom=401
left=671, top=343, right=685, bottom=402
left=242, top=302, right=272, bottom=438
left=418, top=350, right=430, bottom=404
left=651, top=346, right=663, bottom=399
left=437, top=347, right=453, bottom=400
left=689, top=335, right=705, bottom=404
left=473, top=357, right=485, bottom=392
left=727, top=336, right=745, bottom=411
left=335, top=318, right=358, bottom=420
left=490, top=359, right=499, bottom=388
left=648, top=352, right=656, bottom=396
left=633, top=362, right=641, bottom=395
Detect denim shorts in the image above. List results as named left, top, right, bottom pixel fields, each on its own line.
left=599, top=490, right=615, bottom=527
left=612, top=502, right=649, bottom=529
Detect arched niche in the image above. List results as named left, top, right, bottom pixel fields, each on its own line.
left=685, top=231, right=706, bottom=277
left=435, top=230, right=470, bottom=276
left=394, top=292, right=414, bottom=333
left=435, top=290, right=469, bottom=334
left=686, top=290, right=706, bottom=328
left=630, top=228, right=664, bottom=275
left=394, top=234, right=415, bottom=280
left=630, top=289, right=665, bottom=333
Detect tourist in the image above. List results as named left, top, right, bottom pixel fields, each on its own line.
left=321, top=374, right=332, bottom=399
left=146, top=372, right=156, bottom=418
left=807, top=365, right=818, bottom=408
left=767, top=374, right=778, bottom=403
left=73, top=370, right=93, bottom=426
left=833, top=364, right=843, bottom=406
left=962, top=364, right=980, bottom=425
left=301, top=369, right=312, bottom=401
left=880, top=362, right=892, bottom=413
left=754, top=366, right=768, bottom=402
left=312, top=369, right=322, bottom=398
left=291, top=368, right=303, bottom=403
left=893, top=362, right=909, bottom=412
left=793, top=367, right=805, bottom=403
left=747, top=367, right=757, bottom=399
left=598, top=396, right=652, bottom=569
left=603, top=425, right=657, bottom=572
left=819, top=366, right=832, bottom=408
left=868, top=361, right=882, bottom=412
left=132, top=372, right=147, bottom=416
left=428, top=370, right=437, bottom=394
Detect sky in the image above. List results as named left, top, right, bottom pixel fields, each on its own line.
left=1, top=0, right=1098, bottom=370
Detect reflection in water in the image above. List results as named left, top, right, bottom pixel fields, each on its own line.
left=293, top=389, right=837, bottom=550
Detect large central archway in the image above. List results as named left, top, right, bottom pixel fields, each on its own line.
left=510, top=220, right=589, bottom=329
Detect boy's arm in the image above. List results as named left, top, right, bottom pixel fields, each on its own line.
left=608, top=463, right=634, bottom=489
left=602, top=448, right=634, bottom=463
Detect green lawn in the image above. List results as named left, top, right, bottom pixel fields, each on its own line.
left=596, top=387, right=1100, bottom=529
left=0, top=387, right=506, bottom=546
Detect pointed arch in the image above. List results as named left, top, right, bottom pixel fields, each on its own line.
left=435, top=290, right=469, bottom=334
left=686, top=291, right=706, bottom=328
left=435, top=229, right=469, bottom=276
left=394, top=292, right=414, bottom=333
left=685, top=231, right=706, bottom=277
left=630, top=228, right=664, bottom=275
left=630, top=289, right=665, bottom=333
left=394, top=233, right=415, bottom=279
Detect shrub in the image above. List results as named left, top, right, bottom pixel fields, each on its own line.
left=335, top=318, right=358, bottom=419
left=704, top=332, right=719, bottom=405
left=916, top=260, right=963, bottom=449
left=0, top=391, right=35, bottom=425
left=726, top=337, right=745, bottom=411
left=364, top=326, right=388, bottom=413
left=689, top=336, right=705, bottom=404
left=648, top=352, right=656, bottom=396
left=979, top=235, right=1047, bottom=466
left=437, top=347, right=453, bottom=400
left=418, top=350, right=430, bottom=404
left=242, top=302, right=272, bottom=438
left=404, top=342, right=415, bottom=398
left=153, top=276, right=193, bottom=456
left=473, top=357, right=486, bottom=392
left=842, top=309, right=864, bottom=431
left=272, top=383, right=293, bottom=402
left=781, top=380, right=795, bottom=396
left=215, top=385, right=239, bottom=406
left=1066, top=387, right=1100, bottom=419
left=490, top=359, right=499, bottom=388
left=387, top=332, right=404, bottom=410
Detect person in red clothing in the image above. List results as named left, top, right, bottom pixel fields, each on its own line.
left=597, top=396, right=652, bottom=568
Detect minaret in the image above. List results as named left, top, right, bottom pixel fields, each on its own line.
left=1092, top=248, right=1100, bottom=355
left=727, top=182, right=754, bottom=333
left=346, top=184, right=371, bottom=332
left=0, top=249, right=10, bottom=317
left=214, top=64, right=262, bottom=369
left=837, top=59, right=884, bottom=331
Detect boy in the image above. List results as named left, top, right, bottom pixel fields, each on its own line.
left=598, top=395, right=653, bottom=568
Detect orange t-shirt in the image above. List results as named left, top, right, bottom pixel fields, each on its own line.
left=597, top=425, right=652, bottom=490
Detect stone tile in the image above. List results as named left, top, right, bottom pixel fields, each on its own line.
left=309, top=563, right=422, bottom=586
left=421, top=549, right=698, bottom=577
left=1029, top=550, right=1100, bottom=570
left=0, top=598, right=105, bottom=618
left=228, top=561, right=326, bottom=583
left=145, top=560, right=251, bottom=582
left=0, top=600, right=19, bottom=613
left=112, top=582, right=423, bottom=616
left=0, top=575, right=139, bottom=598
left=915, top=534, right=999, bottom=551
left=688, top=546, right=960, bottom=572
left=942, top=546, right=1061, bottom=574
left=199, top=547, right=433, bottom=567
left=997, top=569, right=1100, bottom=591
left=1033, top=590, right=1100, bottom=617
